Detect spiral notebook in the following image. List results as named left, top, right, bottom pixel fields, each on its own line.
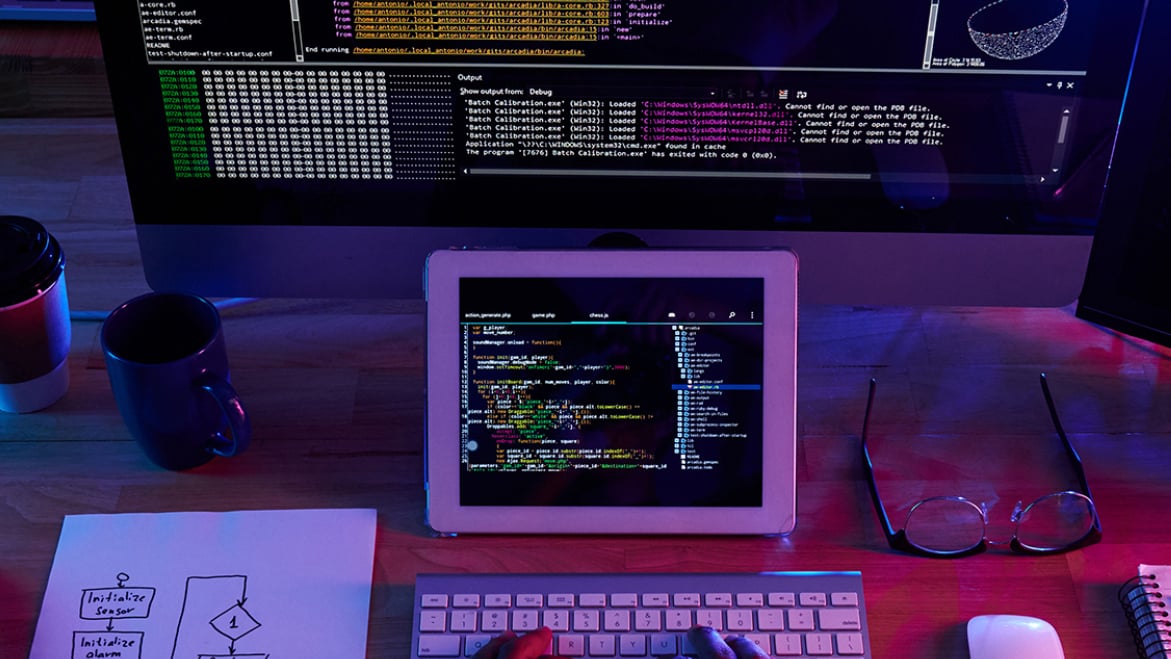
left=1119, top=564, right=1171, bottom=657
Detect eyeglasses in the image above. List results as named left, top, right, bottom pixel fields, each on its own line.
left=861, top=373, right=1102, bottom=557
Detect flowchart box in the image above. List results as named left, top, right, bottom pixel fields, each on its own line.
left=80, top=587, right=156, bottom=620
left=72, top=631, right=144, bottom=659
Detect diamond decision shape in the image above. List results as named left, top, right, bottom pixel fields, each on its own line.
left=209, top=602, right=261, bottom=641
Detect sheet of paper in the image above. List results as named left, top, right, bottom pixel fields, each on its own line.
left=30, top=508, right=377, bottom=659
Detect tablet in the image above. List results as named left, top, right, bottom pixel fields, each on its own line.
left=424, top=248, right=798, bottom=535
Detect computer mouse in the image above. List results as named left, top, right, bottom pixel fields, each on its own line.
left=967, top=614, right=1066, bottom=659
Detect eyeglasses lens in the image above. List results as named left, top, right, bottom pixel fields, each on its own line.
left=1015, top=492, right=1096, bottom=551
left=904, top=497, right=986, bottom=554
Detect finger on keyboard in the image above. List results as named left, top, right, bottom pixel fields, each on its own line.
left=501, top=626, right=554, bottom=658
left=688, top=626, right=737, bottom=659
left=724, top=633, right=770, bottom=658
left=472, top=630, right=515, bottom=659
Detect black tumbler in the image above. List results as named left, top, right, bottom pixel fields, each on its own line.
left=0, top=215, right=71, bottom=413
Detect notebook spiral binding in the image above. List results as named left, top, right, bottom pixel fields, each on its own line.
left=1119, top=572, right=1171, bottom=659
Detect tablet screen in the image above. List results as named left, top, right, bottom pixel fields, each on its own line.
left=458, top=276, right=764, bottom=508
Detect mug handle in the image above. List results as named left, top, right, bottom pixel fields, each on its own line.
left=195, top=373, right=252, bottom=457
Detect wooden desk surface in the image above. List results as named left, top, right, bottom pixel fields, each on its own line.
left=3, top=118, right=1171, bottom=658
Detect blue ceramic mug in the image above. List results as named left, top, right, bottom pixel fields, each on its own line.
left=100, top=292, right=250, bottom=470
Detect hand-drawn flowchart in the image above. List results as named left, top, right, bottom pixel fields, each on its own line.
left=30, top=508, right=377, bottom=659
left=73, top=571, right=153, bottom=658
left=69, top=571, right=269, bottom=659
left=173, top=574, right=267, bottom=659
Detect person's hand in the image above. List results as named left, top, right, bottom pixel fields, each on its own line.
left=688, top=625, right=770, bottom=658
left=471, top=627, right=560, bottom=659
left=471, top=625, right=768, bottom=658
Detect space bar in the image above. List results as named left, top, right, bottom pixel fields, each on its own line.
left=418, top=634, right=462, bottom=656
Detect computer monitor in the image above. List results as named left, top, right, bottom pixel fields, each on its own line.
left=92, top=0, right=1145, bottom=305
left=1076, top=0, right=1171, bottom=347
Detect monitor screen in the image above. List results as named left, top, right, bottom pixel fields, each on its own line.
left=92, top=0, right=1145, bottom=304
left=1076, top=0, right=1171, bottom=347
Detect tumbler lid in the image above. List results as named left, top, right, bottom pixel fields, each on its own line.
left=0, top=215, right=65, bottom=308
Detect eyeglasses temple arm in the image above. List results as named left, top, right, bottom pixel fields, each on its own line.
left=1039, top=372, right=1102, bottom=532
left=861, top=378, right=900, bottom=544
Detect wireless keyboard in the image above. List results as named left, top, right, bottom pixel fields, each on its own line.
left=412, top=571, right=870, bottom=657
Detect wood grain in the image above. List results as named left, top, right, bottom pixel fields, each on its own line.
left=2, top=117, right=1171, bottom=659
left=0, top=21, right=111, bottom=118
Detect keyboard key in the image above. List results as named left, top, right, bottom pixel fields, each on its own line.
left=799, top=592, right=828, bottom=607
left=450, top=610, right=477, bottom=633
left=643, top=593, right=670, bottom=607
left=806, top=632, right=834, bottom=655
left=787, top=609, right=815, bottom=631
left=757, top=609, right=784, bottom=631
left=695, top=609, right=723, bottom=630
left=517, top=594, right=543, bottom=607
left=774, top=633, right=803, bottom=655
left=818, top=608, right=862, bottom=630
left=419, top=611, right=446, bottom=632
left=831, top=592, right=860, bottom=607
left=465, top=635, right=492, bottom=655
left=742, top=633, right=771, bottom=652
left=726, top=610, right=754, bottom=631
left=618, top=634, right=646, bottom=655
left=481, top=610, right=507, bottom=632
left=453, top=594, right=480, bottom=608
left=705, top=593, right=733, bottom=607
left=604, top=609, right=632, bottom=631
left=612, top=593, right=638, bottom=607
left=417, top=634, right=461, bottom=656
left=665, top=609, right=692, bottom=630
left=544, top=609, right=571, bottom=632
left=634, top=609, right=662, bottom=631
left=558, top=634, right=586, bottom=656
left=736, top=592, right=764, bottom=607
left=580, top=593, right=607, bottom=607
left=573, top=609, right=600, bottom=632
left=421, top=594, right=448, bottom=608
left=512, top=610, right=539, bottom=631
left=589, top=634, right=617, bottom=656
left=838, top=632, right=867, bottom=655
left=649, top=633, right=677, bottom=654
left=768, top=592, right=796, bottom=607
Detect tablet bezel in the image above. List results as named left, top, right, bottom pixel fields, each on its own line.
left=424, top=248, right=798, bottom=535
